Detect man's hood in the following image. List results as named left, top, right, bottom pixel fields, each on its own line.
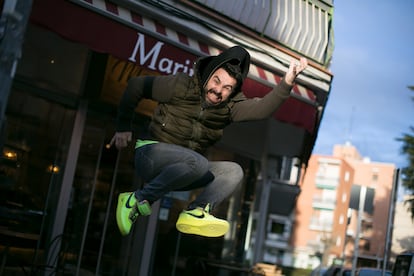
left=196, top=46, right=250, bottom=94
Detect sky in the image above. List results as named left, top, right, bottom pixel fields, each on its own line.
left=313, top=1, right=414, bottom=170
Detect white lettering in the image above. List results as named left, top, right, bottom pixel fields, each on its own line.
left=182, top=59, right=190, bottom=74
left=158, top=58, right=173, bottom=74
left=172, top=62, right=184, bottom=75
left=128, top=33, right=164, bottom=70
left=128, top=32, right=195, bottom=76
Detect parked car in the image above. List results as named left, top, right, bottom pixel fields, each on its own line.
left=393, top=252, right=414, bottom=276
left=323, top=265, right=351, bottom=276
left=356, top=267, right=392, bottom=276
left=310, top=266, right=328, bottom=276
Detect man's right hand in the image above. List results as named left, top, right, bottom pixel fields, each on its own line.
left=110, top=131, right=132, bottom=150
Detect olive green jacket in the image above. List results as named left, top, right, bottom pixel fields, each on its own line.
left=116, top=47, right=293, bottom=153
left=116, top=72, right=292, bottom=153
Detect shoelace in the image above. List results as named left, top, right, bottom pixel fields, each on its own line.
left=203, top=203, right=211, bottom=213
left=129, top=201, right=151, bottom=221
left=185, top=203, right=212, bottom=216
left=129, top=204, right=139, bottom=222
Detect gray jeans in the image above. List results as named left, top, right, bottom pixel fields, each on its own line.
left=133, top=142, right=243, bottom=210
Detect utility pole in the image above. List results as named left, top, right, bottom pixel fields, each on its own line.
left=351, top=186, right=366, bottom=276
left=0, top=0, right=33, bottom=151
left=382, top=169, right=400, bottom=275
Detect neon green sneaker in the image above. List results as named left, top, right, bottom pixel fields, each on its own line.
left=176, top=204, right=229, bottom=237
left=116, top=192, right=151, bottom=236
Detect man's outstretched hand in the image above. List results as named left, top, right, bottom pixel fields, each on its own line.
left=110, top=131, right=132, bottom=150
left=285, top=57, right=308, bottom=86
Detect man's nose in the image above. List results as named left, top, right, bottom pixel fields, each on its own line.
left=213, top=89, right=222, bottom=96
left=216, top=86, right=225, bottom=94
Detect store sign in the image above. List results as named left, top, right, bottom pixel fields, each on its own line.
left=128, top=32, right=194, bottom=76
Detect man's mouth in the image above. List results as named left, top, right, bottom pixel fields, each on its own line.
left=207, top=90, right=222, bottom=103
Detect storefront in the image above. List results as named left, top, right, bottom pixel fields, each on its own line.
left=0, top=0, right=333, bottom=274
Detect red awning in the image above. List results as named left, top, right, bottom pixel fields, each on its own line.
left=30, top=0, right=317, bottom=133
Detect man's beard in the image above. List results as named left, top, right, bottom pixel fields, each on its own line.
left=206, top=89, right=222, bottom=105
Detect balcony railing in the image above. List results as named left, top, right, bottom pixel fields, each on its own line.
left=309, top=217, right=333, bottom=231
left=315, top=175, right=339, bottom=189
left=312, top=195, right=336, bottom=210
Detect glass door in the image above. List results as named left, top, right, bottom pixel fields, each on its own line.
left=59, top=110, right=138, bottom=275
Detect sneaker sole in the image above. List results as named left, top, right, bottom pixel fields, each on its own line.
left=116, top=193, right=133, bottom=236
left=176, top=221, right=229, bottom=237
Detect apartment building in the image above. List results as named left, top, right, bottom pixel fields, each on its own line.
left=390, top=195, right=414, bottom=261
left=292, top=142, right=396, bottom=269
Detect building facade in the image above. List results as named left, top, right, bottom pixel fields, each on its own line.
left=292, top=143, right=396, bottom=269
left=391, top=195, right=414, bottom=261
left=0, top=0, right=334, bottom=275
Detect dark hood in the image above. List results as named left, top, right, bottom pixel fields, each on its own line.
left=197, top=46, right=250, bottom=94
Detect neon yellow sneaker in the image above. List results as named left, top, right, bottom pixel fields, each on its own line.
left=176, top=204, right=229, bottom=237
left=116, top=192, right=151, bottom=236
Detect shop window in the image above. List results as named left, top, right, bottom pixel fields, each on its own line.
left=0, top=23, right=86, bottom=271
left=1, top=88, right=76, bottom=262
left=16, top=24, right=89, bottom=96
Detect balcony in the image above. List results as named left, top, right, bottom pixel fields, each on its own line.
left=309, top=218, right=333, bottom=231
left=187, top=0, right=334, bottom=65
left=315, top=175, right=339, bottom=189
left=265, top=238, right=289, bottom=249
left=312, top=195, right=336, bottom=210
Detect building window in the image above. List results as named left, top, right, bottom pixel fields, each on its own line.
left=336, top=236, right=341, bottom=247
left=342, top=193, right=347, bottom=203
left=372, top=168, right=379, bottom=183
left=309, top=209, right=333, bottom=231
left=344, top=171, right=350, bottom=182
left=267, top=215, right=291, bottom=241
